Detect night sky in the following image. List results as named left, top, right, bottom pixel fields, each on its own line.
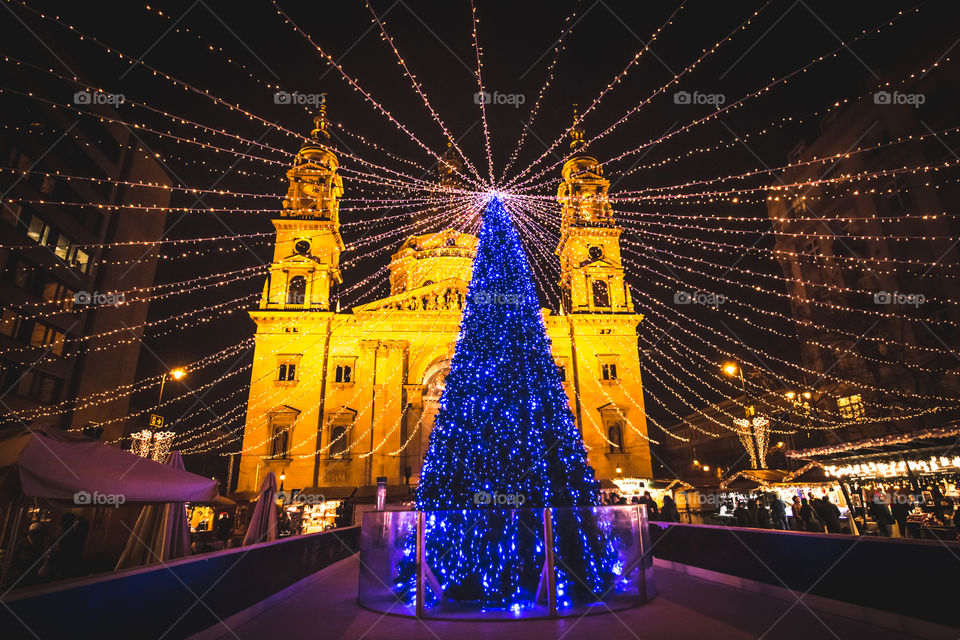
left=4, top=1, right=959, bottom=475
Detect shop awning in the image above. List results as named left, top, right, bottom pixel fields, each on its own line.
left=0, top=425, right=217, bottom=503
left=788, top=426, right=960, bottom=480
left=598, top=479, right=619, bottom=490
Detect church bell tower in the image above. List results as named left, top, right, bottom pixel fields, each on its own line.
left=556, top=109, right=632, bottom=314
left=262, top=106, right=344, bottom=311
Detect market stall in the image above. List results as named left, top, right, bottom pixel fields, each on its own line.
left=789, top=426, right=960, bottom=539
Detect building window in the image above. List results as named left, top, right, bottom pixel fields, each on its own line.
left=335, top=363, right=353, bottom=383
left=0, top=309, right=23, bottom=338
left=42, top=281, right=74, bottom=311
left=287, top=275, right=307, bottom=305
left=271, top=427, right=290, bottom=459
left=557, top=363, right=566, bottom=382
left=608, top=422, right=624, bottom=454
left=330, top=425, right=349, bottom=458
left=15, top=370, right=63, bottom=404
left=592, top=279, right=609, bottom=307
left=278, top=362, right=296, bottom=381
left=26, top=215, right=50, bottom=245
left=600, top=361, right=618, bottom=381
left=1, top=203, right=22, bottom=226
left=267, top=409, right=297, bottom=458
left=30, top=323, right=66, bottom=356
left=837, top=394, right=864, bottom=420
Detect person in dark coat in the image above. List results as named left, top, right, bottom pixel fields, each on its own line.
left=800, top=498, right=823, bottom=532
left=639, top=491, right=659, bottom=520
left=770, top=495, right=787, bottom=530
left=661, top=495, right=680, bottom=522
left=791, top=496, right=805, bottom=530
left=733, top=501, right=751, bottom=527
left=868, top=492, right=896, bottom=537
left=12, top=523, right=47, bottom=587
left=755, top=498, right=771, bottom=529
left=816, top=495, right=843, bottom=533
left=890, top=491, right=911, bottom=538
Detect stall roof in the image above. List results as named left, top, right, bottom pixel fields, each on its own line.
left=788, top=426, right=960, bottom=462
left=719, top=469, right=789, bottom=490
left=0, top=425, right=217, bottom=503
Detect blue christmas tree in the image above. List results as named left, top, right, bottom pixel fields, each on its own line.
left=401, top=196, right=617, bottom=610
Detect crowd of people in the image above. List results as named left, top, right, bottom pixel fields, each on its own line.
left=732, top=493, right=844, bottom=533
left=601, top=490, right=682, bottom=522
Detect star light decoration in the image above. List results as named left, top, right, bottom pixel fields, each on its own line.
left=2, top=0, right=957, bottom=465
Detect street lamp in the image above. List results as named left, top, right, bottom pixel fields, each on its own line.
left=721, top=362, right=750, bottom=419
left=280, top=472, right=286, bottom=491
left=158, top=368, right=187, bottom=405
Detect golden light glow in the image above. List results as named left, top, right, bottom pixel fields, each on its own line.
left=785, top=391, right=796, bottom=400
left=802, top=391, right=812, bottom=399
left=702, top=465, right=710, bottom=472
left=170, top=368, right=187, bottom=380
left=722, top=363, right=738, bottom=376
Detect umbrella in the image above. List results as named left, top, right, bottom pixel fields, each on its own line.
left=242, top=471, right=278, bottom=546
left=114, top=452, right=192, bottom=570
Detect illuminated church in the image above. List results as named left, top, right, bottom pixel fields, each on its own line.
left=235, top=109, right=653, bottom=494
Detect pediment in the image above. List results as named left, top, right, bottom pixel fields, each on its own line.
left=352, top=278, right=469, bottom=313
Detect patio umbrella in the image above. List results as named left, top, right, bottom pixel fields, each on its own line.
left=242, top=471, right=278, bottom=546
left=115, top=452, right=192, bottom=570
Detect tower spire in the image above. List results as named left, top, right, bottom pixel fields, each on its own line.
left=569, top=104, right=585, bottom=152
left=311, top=103, right=330, bottom=141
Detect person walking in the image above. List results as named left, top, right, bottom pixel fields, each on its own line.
left=661, top=495, right=680, bottom=523
left=755, top=497, right=771, bottom=529
left=817, top=495, right=843, bottom=533
left=791, top=496, right=805, bottom=530
left=890, top=490, right=911, bottom=538
left=770, top=495, right=787, bottom=530
left=800, top=498, right=824, bottom=533
left=869, top=491, right=896, bottom=537
left=733, top=501, right=751, bottom=527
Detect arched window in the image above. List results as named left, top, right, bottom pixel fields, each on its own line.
left=608, top=422, right=624, bottom=454
left=330, top=425, right=349, bottom=458
left=271, top=428, right=289, bottom=458
left=592, top=279, right=609, bottom=307
left=287, top=275, right=307, bottom=305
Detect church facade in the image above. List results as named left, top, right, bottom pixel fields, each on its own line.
left=235, top=111, right=653, bottom=494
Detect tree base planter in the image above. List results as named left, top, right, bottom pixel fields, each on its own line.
left=358, top=505, right=656, bottom=620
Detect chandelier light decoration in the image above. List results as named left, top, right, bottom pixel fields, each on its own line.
left=734, top=415, right=771, bottom=469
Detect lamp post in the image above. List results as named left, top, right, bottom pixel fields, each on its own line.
left=722, top=362, right=750, bottom=419
left=158, top=368, right=187, bottom=405
left=723, top=362, right=769, bottom=469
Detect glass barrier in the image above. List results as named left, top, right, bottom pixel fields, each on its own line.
left=358, top=505, right=654, bottom=619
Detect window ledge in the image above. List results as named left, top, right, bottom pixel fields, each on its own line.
left=275, top=380, right=298, bottom=387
